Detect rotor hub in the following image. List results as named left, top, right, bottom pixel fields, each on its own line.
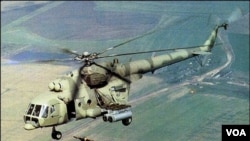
left=74, top=52, right=98, bottom=63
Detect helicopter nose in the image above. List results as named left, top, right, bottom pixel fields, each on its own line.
left=24, top=123, right=36, bottom=130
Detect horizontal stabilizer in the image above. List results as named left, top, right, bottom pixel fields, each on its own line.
left=192, top=51, right=212, bottom=55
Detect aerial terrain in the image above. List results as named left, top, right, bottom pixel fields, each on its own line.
left=1, top=1, right=249, bottom=141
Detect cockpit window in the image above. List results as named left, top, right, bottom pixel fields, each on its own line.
left=41, top=105, right=49, bottom=118
left=27, top=104, right=35, bottom=115
left=32, top=105, right=41, bottom=117
left=26, top=104, right=49, bottom=118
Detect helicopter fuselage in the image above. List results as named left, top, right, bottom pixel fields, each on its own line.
left=23, top=63, right=131, bottom=130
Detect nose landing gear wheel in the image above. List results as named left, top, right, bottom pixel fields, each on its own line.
left=52, top=127, right=62, bottom=140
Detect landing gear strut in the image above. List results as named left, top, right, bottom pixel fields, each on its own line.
left=52, top=126, right=62, bottom=140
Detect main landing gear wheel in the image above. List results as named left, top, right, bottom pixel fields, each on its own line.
left=52, top=127, right=62, bottom=140
left=122, top=117, right=132, bottom=126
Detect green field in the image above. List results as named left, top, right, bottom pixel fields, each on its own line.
left=1, top=1, right=249, bottom=141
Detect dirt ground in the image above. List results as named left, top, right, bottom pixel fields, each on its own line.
left=1, top=61, right=165, bottom=141
left=1, top=62, right=70, bottom=141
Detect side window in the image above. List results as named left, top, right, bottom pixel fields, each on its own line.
left=41, top=106, right=49, bottom=118
left=50, top=106, right=55, bottom=114
left=50, top=105, right=59, bottom=117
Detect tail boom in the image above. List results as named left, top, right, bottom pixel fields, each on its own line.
left=114, top=23, right=227, bottom=77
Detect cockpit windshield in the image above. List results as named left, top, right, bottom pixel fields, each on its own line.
left=41, top=105, right=49, bottom=118
left=26, top=104, right=49, bottom=118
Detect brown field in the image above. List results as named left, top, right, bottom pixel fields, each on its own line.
left=1, top=61, right=162, bottom=141
left=1, top=62, right=70, bottom=141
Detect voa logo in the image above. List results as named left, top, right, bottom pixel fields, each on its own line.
left=222, top=125, right=249, bottom=141
left=226, top=129, right=246, bottom=136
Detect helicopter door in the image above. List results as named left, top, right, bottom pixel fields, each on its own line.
left=48, top=104, right=60, bottom=125
left=66, top=100, right=76, bottom=120
left=40, top=104, right=61, bottom=126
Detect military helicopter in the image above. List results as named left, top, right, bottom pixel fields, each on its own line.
left=23, top=22, right=228, bottom=140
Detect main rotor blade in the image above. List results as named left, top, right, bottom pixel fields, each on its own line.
left=34, top=58, right=74, bottom=63
left=98, top=43, right=222, bottom=59
left=97, top=27, right=160, bottom=56
left=97, top=15, right=197, bottom=56
left=11, top=58, right=75, bottom=65
left=72, top=63, right=86, bottom=100
left=60, top=48, right=80, bottom=56
left=93, top=62, right=131, bottom=84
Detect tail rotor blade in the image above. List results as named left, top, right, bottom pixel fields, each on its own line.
left=227, top=7, right=243, bottom=23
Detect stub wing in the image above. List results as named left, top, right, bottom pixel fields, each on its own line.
left=102, top=104, right=131, bottom=110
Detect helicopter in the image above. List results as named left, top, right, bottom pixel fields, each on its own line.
left=23, top=22, right=228, bottom=140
